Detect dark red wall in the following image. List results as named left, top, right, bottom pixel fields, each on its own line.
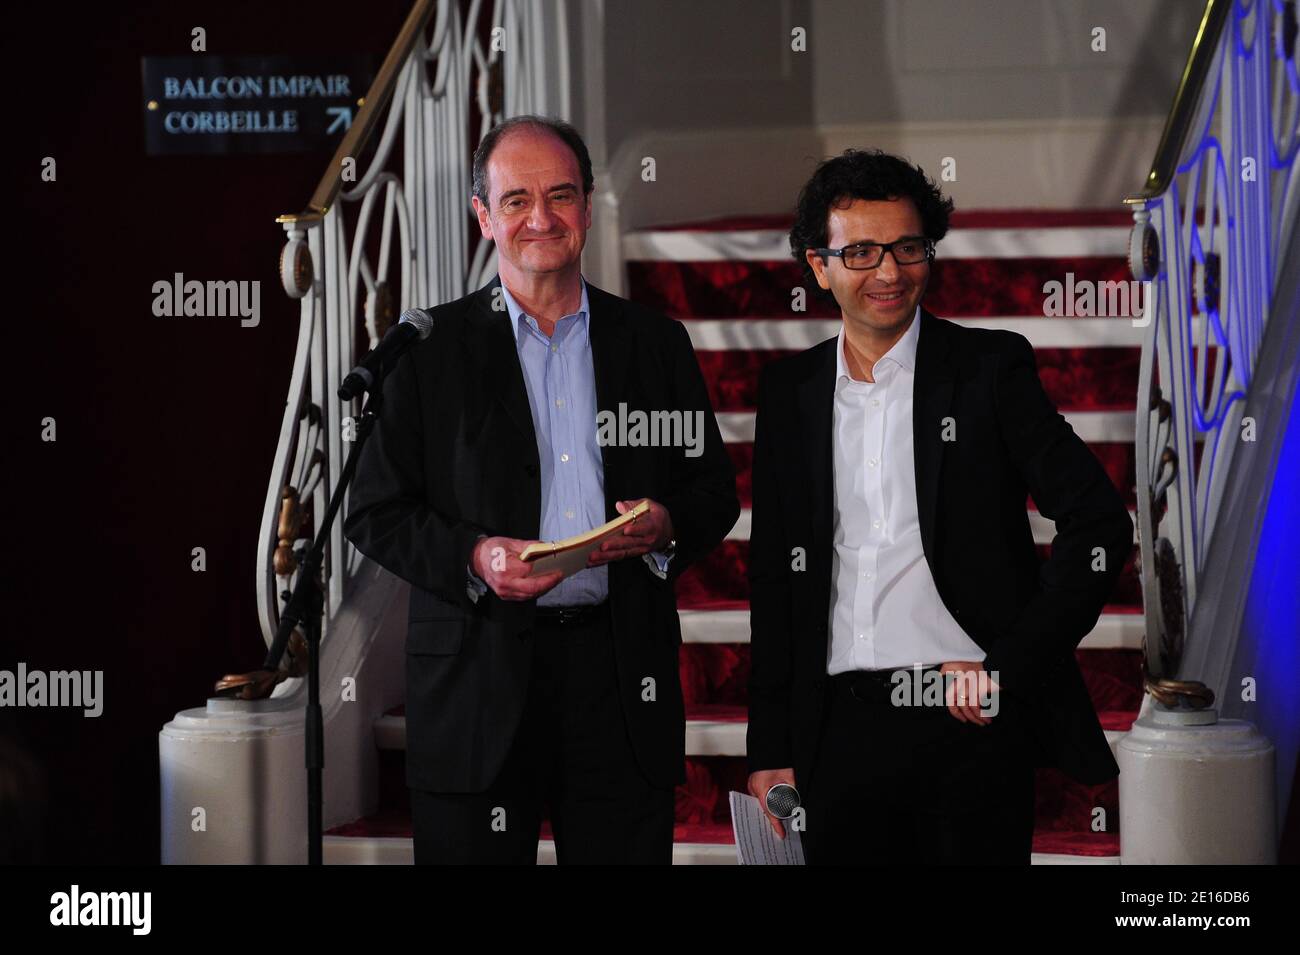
left=6, top=0, right=410, bottom=864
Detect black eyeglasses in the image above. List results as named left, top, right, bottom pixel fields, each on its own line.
left=814, top=236, right=934, bottom=270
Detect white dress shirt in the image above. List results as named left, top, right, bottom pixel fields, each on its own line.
left=826, top=308, right=985, bottom=674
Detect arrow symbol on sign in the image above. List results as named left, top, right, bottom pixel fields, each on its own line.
left=326, top=107, right=353, bottom=134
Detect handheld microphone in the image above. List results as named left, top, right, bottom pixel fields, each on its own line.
left=338, top=308, right=434, bottom=400
left=765, top=783, right=801, bottom=820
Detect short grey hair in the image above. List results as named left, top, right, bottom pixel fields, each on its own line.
left=471, top=115, right=594, bottom=205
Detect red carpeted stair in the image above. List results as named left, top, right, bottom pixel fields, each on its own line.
left=328, top=209, right=1145, bottom=863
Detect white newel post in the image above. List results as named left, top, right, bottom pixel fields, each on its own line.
left=1118, top=699, right=1276, bottom=864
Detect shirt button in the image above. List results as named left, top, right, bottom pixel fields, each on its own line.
left=868, top=458, right=877, bottom=468
left=872, top=519, right=881, bottom=529
left=872, top=399, right=880, bottom=407
left=551, top=345, right=558, bottom=353
left=565, top=509, right=574, bottom=519
left=555, top=398, right=565, bottom=408
left=560, top=453, right=570, bottom=462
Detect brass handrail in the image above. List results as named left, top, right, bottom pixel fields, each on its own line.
left=276, top=0, right=438, bottom=224
left=1124, top=0, right=1233, bottom=204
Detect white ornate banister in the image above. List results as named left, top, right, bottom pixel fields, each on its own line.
left=257, top=0, right=559, bottom=659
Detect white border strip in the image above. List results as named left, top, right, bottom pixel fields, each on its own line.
left=624, top=227, right=1130, bottom=262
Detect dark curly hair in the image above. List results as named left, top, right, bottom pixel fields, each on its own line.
left=789, top=149, right=953, bottom=293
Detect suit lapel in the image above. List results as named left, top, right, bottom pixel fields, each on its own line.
left=797, top=338, right=837, bottom=620
left=912, top=308, right=955, bottom=562
left=464, top=277, right=539, bottom=470
left=584, top=283, right=633, bottom=484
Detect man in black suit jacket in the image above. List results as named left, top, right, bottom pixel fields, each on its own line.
left=344, top=116, right=738, bottom=864
left=746, top=150, right=1132, bottom=864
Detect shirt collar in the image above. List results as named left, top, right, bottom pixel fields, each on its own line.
left=498, top=277, right=590, bottom=347
left=835, top=305, right=921, bottom=382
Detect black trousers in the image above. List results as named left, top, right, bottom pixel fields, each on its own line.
left=801, top=669, right=1037, bottom=865
left=410, top=605, right=675, bottom=865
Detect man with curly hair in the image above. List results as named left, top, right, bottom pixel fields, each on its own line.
left=745, top=149, right=1132, bottom=864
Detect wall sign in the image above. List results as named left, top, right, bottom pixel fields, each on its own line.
left=141, top=55, right=376, bottom=155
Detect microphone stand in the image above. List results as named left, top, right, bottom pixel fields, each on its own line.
left=260, top=370, right=386, bottom=865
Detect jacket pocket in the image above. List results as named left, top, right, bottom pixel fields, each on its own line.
left=405, top=618, right=465, bottom=655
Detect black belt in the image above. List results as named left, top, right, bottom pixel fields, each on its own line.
left=534, top=601, right=609, bottom=627
left=831, top=664, right=944, bottom=702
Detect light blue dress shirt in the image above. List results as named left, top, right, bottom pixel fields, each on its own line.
left=467, top=278, right=672, bottom=605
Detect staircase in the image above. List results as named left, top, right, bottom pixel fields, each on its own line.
left=158, top=0, right=1298, bottom=867
left=325, top=208, right=1147, bottom=863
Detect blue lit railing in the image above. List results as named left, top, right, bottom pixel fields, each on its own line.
left=1127, top=0, right=1299, bottom=687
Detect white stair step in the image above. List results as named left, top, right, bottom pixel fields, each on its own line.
left=324, top=835, right=1118, bottom=865
left=726, top=507, right=1135, bottom=545
left=374, top=713, right=407, bottom=750
left=716, top=409, right=1136, bottom=444
left=623, top=225, right=1130, bottom=262
left=324, top=835, right=414, bottom=865
left=685, top=718, right=747, bottom=756
left=682, top=721, right=1127, bottom=760
left=1029, top=508, right=1138, bottom=545
left=536, top=840, right=733, bottom=864
left=1031, top=851, right=1120, bottom=865
left=374, top=713, right=748, bottom=756
left=324, top=835, right=732, bottom=865
left=376, top=714, right=1130, bottom=758
left=677, top=608, right=1145, bottom=650
left=681, top=316, right=1202, bottom=351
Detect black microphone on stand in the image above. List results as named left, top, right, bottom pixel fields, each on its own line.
left=338, top=307, right=434, bottom=400
left=275, top=306, right=434, bottom=864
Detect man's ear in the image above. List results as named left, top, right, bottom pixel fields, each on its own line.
left=805, top=249, right=831, bottom=290
left=583, top=191, right=593, bottom=230
left=471, top=195, right=493, bottom=240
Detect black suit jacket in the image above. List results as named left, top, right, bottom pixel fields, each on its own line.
left=746, top=309, right=1132, bottom=789
left=344, top=277, right=739, bottom=793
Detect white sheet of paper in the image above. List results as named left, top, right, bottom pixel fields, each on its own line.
left=729, top=791, right=806, bottom=865
left=526, top=539, right=604, bottom=579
